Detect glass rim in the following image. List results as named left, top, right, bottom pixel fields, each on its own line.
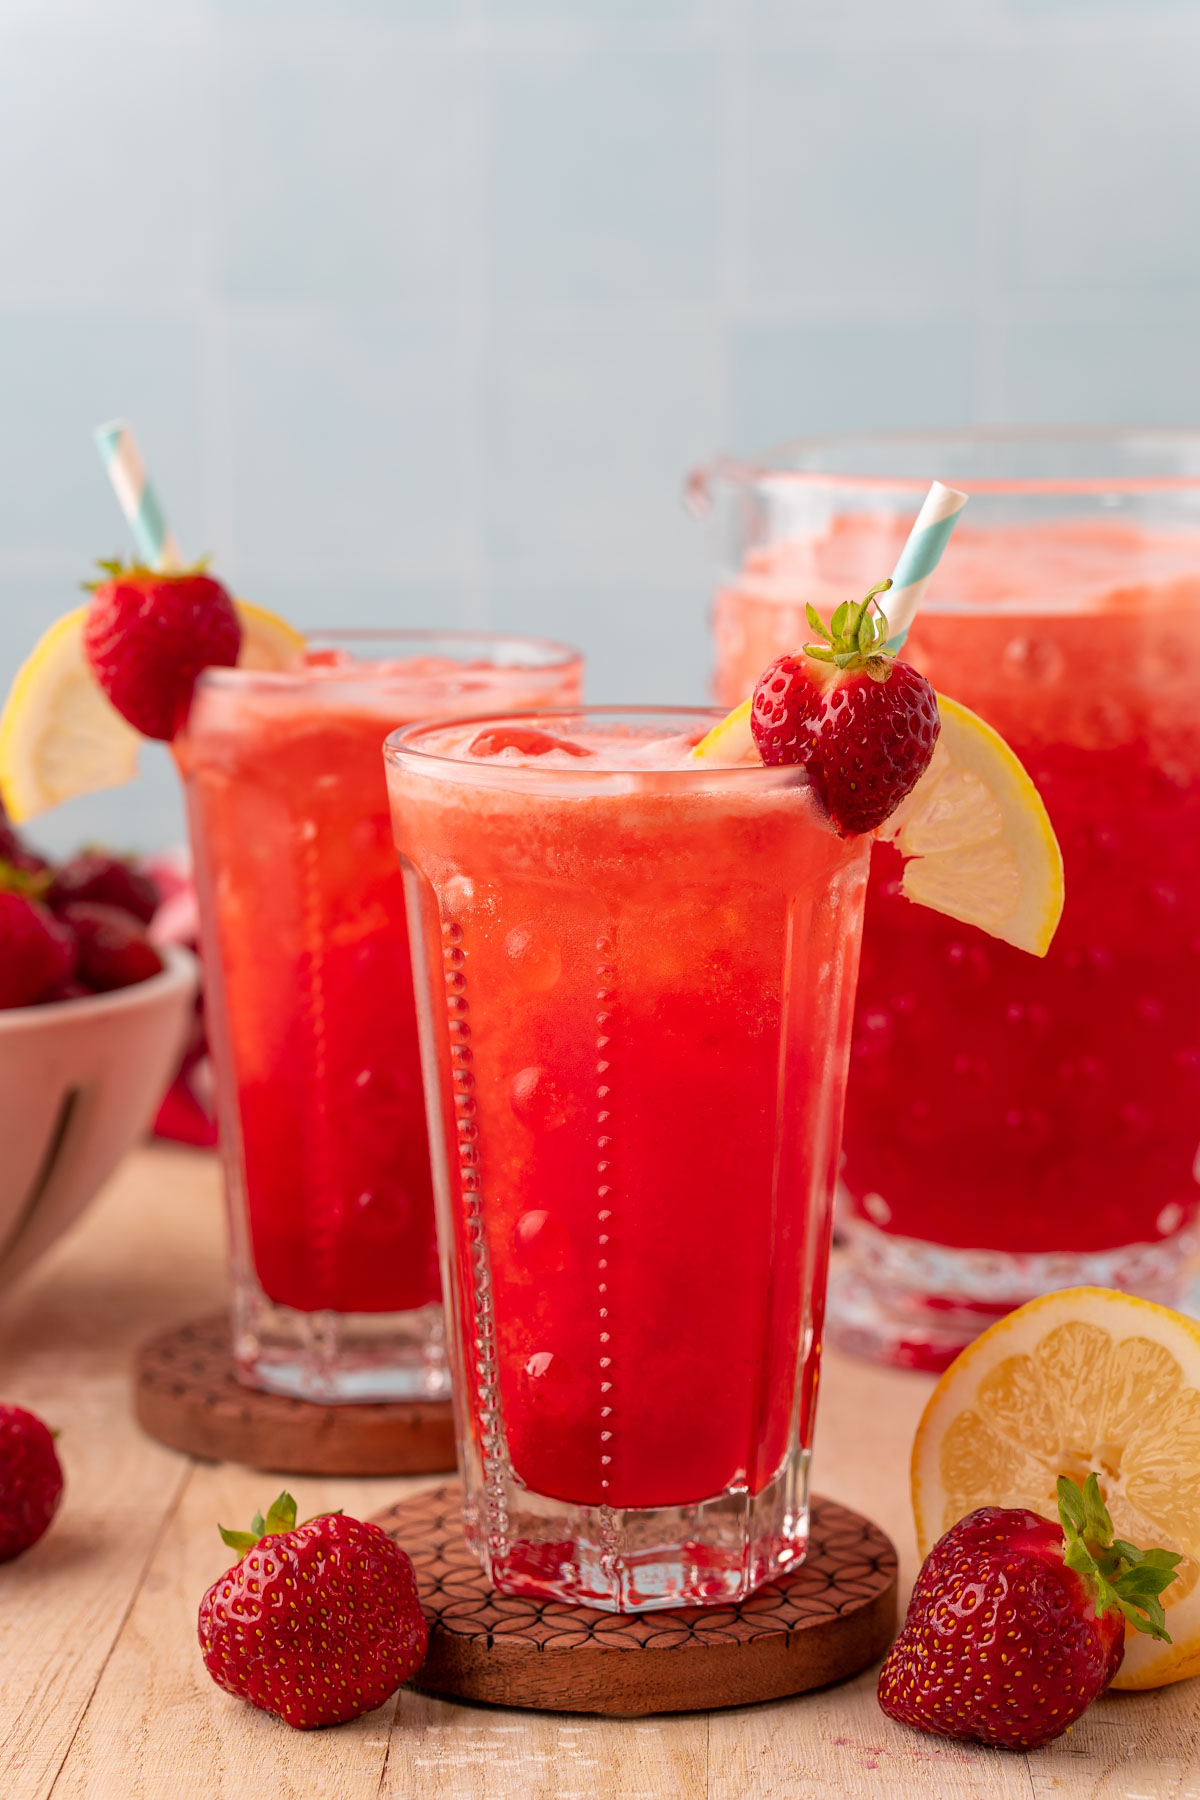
left=196, top=627, right=583, bottom=692
left=385, top=703, right=803, bottom=788
left=689, top=425, right=1200, bottom=498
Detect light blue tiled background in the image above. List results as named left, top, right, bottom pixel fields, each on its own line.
left=3, top=0, right=1198, bottom=850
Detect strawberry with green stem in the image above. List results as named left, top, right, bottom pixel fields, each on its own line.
left=878, top=1472, right=1180, bottom=1749
left=83, top=558, right=241, bottom=741
left=751, top=577, right=941, bottom=836
left=198, top=1491, right=428, bottom=1731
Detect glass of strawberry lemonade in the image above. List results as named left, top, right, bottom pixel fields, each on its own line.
left=177, top=633, right=582, bottom=1402
left=385, top=707, right=871, bottom=1608
left=698, top=430, right=1200, bottom=1368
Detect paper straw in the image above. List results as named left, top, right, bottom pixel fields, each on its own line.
left=92, top=420, right=183, bottom=571
left=883, top=479, right=969, bottom=650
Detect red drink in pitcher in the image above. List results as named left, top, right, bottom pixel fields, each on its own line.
left=387, top=708, right=870, bottom=1607
left=702, top=432, right=1200, bottom=1368
left=179, top=633, right=582, bottom=1401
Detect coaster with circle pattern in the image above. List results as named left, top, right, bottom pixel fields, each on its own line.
left=134, top=1314, right=456, bottom=1477
left=373, top=1481, right=898, bottom=1714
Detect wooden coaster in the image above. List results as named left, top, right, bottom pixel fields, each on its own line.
left=134, top=1314, right=456, bottom=1477
left=372, top=1482, right=897, bottom=1715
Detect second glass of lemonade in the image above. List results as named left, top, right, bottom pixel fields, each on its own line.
left=177, top=632, right=583, bottom=1402
left=386, top=707, right=870, bottom=1609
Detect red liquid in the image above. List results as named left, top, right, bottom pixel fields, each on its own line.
left=180, top=652, right=581, bottom=1318
left=717, top=520, right=1200, bottom=1268
left=847, top=601, right=1200, bottom=1256
left=390, top=722, right=869, bottom=1510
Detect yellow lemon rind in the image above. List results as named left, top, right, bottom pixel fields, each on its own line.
left=689, top=696, right=758, bottom=765
left=234, top=600, right=307, bottom=671
left=0, top=607, right=141, bottom=823
left=884, top=693, right=1065, bottom=957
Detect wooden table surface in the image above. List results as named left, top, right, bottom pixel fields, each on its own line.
left=1, top=1145, right=1196, bottom=1800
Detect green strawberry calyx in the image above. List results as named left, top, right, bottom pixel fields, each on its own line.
left=1058, top=1472, right=1181, bottom=1641
left=803, top=578, right=896, bottom=683
left=218, top=1490, right=299, bottom=1555
left=0, top=860, right=51, bottom=901
left=216, top=1491, right=345, bottom=1558
left=81, top=554, right=214, bottom=594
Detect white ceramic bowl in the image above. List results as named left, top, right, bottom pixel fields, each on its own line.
left=0, top=945, right=198, bottom=1290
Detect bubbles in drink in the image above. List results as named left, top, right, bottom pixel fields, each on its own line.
left=505, top=925, right=562, bottom=991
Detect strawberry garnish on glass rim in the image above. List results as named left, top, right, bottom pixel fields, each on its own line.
left=750, top=577, right=941, bottom=837
left=878, top=1472, right=1180, bottom=1750
left=82, top=557, right=242, bottom=742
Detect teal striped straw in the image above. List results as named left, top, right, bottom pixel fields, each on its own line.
left=883, top=479, right=969, bottom=651
left=92, top=420, right=183, bottom=570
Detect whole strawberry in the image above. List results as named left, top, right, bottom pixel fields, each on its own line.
left=879, top=1474, right=1179, bottom=1750
left=83, top=560, right=241, bottom=741
left=0, top=883, right=77, bottom=1008
left=60, top=901, right=164, bottom=992
left=0, top=1404, right=64, bottom=1560
left=49, top=851, right=160, bottom=925
left=198, top=1492, right=428, bottom=1730
left=751, top=579, right=940, bottom=835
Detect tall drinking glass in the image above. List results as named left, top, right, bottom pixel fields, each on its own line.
left=698, top=430, right=1200, bottom=1368
left=177, top=632, right=583, bottom=1401
left=386, top=706, right=870, bottom=1609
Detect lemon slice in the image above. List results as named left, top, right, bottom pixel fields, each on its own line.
left=233, top=600, right=307, bottom=672
left=690, top=696, right=757, bottom=764
left=878, top=693, right=1062, bottom=955
left=912, top=1286, right=1200, bottom=1690
left=0, top=606, right=141, bottom=823
left=0, top=600, right=305, bottom=822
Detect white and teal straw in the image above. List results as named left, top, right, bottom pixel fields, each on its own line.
left=93, top=419, right=182, bottom=571
left=883, top=479, right=969, bottom=650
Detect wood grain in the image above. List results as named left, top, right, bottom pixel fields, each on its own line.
left=0, top=1146, right=1193, bottom=1800
left=0, top=1147, right=222, bottom=1800
left=48, top=1461, right=429, bottom=1800
left=135, top=1313, right=457, bottom=1477
left=381, top=1692, right=708, bottom=1800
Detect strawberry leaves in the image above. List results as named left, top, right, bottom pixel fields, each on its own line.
left=1058, top=1473, right=1180, bottom=1641
left=218, top=1490, right=299, bottom=1557
left=804, top=577, right=894, bottom=677
left=217, top=1491, right=346, bottom=1561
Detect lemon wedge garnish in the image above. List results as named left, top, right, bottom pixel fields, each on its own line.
left=912, top=1286, right=1200, bottom=1690
left=232, top=600, right=307, bottom=672
left=880, top=693, right=1063, bottom=956
left=690, top=696, right=757, bottom=765
left=0, top=606, right=140, bottom=823
left=0, top=599, right=305, bottom=822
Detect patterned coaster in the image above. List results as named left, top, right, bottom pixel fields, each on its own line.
left=134, top=1313, right=456, bottom=1477
left=373, top=1481, right=898, bottom=1715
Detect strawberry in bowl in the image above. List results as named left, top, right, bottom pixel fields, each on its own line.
left=0, top=810, right=197, bottom=1289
